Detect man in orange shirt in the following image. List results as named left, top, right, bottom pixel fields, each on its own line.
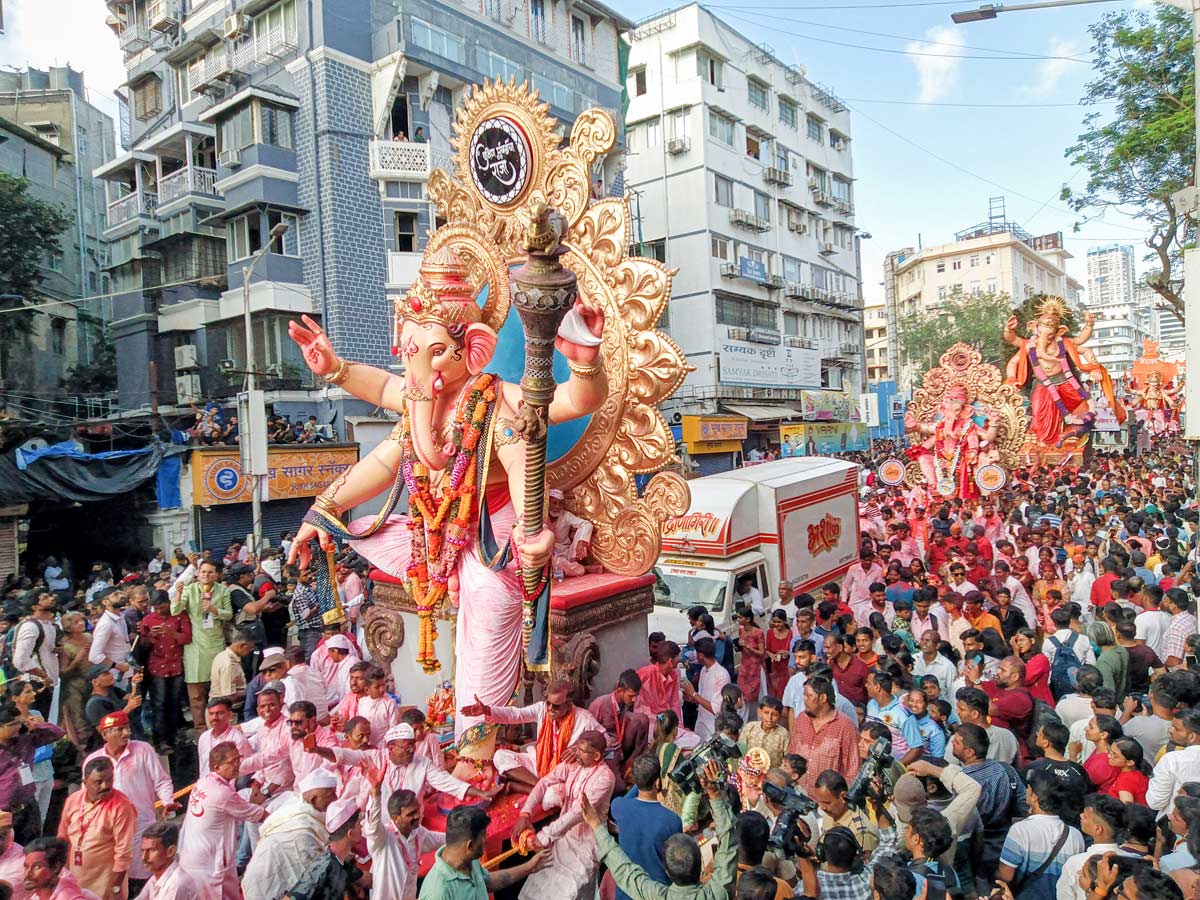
left=962, top=591, right=1003, bottom=639
left=58, top=757, right=137, bottom=900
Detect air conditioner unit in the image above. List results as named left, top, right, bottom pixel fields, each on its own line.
left=787, top=219, right=807, bottom=234
left=820, top=242, right=835, bottom=255
left=224, top=13, right=247, bottom=38
left=807, top=176, right=818, bottom=190
left=666, top=137, right=690, bottom=155
left=720, top=262, right=737, bottom=278
left=218, top=148, right=241, bottom=169
left=175, top=373, right=201, bottom=404
left=767, top=274, right=786, bottom=289
left=174, top=344, right=199, bottom=370
left=764, top=166, right=791, bottom=186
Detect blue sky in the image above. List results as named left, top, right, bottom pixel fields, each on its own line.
left=603, top=0, right=1154, bottom=303
left=1, top=0, right=1156, bottom=304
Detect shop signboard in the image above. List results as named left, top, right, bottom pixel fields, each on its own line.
left=192, top=445, right=360, bottom=506
left=719, top=339, right=821, bottom=389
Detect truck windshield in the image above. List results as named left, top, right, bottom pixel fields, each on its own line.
left=653, top=567, right=726, bottom=613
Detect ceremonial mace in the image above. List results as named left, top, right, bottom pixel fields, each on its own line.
left=509, top=200, right=577, bottom=666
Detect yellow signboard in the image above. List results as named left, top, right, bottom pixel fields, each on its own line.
left=192, top=445, right=360, bottom=506
left=682, top=416, right=748, bottom=443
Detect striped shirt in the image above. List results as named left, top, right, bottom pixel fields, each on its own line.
left=1163, top=610, right=1198, bottom=662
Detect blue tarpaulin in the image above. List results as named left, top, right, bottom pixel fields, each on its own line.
left=156, top=454, right=182, bottom=510
left=0, top=441, right=186, bottom=508
left=15, top=442, right=153, bottom=470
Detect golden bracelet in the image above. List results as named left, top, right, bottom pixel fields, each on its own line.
left=313, top=494, right=343, bottom=517
left=567, top=358, right=603, bottom=380
left=324, top=357, right=352, bottom=386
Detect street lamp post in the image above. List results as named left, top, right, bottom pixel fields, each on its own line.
left=241, top=221, right=290, bottom=556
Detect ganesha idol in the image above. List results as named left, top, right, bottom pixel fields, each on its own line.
left=905, top=384, right=999, bottom=500
left=284, top=238, right=607, bottom=734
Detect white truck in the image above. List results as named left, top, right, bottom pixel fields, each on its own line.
left=648, top=457, right=861, bottom=643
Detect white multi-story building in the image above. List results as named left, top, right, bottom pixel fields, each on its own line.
left=626, top=4, right=864, bottom=433
left=864, top=302, right=889, bottom=384
left=1152, top=285, right=1185, bottom=363
left=884, top=202, right=1083, bottom=386
left=1084, top=245, right=1154, bottom=378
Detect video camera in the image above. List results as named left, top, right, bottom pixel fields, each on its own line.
left=846, top=736, right=892, bottom=809
left=762, top=780, right=817, bottom=856
left=667, top=734, right=742, bottom=795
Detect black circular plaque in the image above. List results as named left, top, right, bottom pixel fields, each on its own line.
left=469, top=116, right=531, bottom=206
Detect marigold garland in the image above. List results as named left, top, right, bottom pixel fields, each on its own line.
left=401, top=373, right=497, bottom=673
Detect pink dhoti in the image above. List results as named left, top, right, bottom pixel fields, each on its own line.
left=349, top=502, right=524, bottom=736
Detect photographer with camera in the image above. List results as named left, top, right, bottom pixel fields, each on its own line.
left=733, top=811, right=811, bottom=899
left=813, top=770, right=885, bottom=859
left=582, top=759, right=736, bottom=900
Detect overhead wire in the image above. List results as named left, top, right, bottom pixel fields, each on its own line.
left=715, top=7, right=1091, bottom=61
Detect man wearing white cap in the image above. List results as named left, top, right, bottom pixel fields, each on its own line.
left=242, top=770, right=338, bottom=900
left=329, top=665, right=399, bottom=748
left=361, top=760, right=444, bottom=900
left=548, top=489, right=596, bottom=578
left=313, top=633, right=356, bottom=708
left=310, top=723, right=496, bottom=811
left=178, top=742, right=268, bottom=900
left=279, top=799, right=362, bottom=900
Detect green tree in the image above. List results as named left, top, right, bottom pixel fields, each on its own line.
left=1061, top=6, right=1194, bottom=321
left=896, top=289, right=1017, bottom=373
left=61, top=336, right=117, bottom=395
left=0, top=173, right=71, bottom=388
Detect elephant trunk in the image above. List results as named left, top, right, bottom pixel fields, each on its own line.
left=407, top=398, right=452, bottom=471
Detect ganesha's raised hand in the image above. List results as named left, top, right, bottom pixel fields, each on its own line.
left=287, top=521, right=336, bottom=570
left=287, top=314, right=337, bottom=377
left=554, top=300, right=605, bottom=365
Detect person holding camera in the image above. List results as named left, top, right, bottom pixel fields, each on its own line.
left=813, top=770, right=883, bottom=859
left=582, top=759, right=736, bottom=900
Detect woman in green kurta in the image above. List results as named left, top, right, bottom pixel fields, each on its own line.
left=170, top=559, right=233, bottom=731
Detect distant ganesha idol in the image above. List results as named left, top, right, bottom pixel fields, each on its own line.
left=898, top=342, right=1027, bottom=501
left=1004, top=296, right=1125, bottom=448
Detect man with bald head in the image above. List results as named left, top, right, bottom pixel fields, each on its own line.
left=979, top=656, right=1035, bottom=765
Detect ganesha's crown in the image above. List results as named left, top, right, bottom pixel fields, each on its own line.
left=395, top=245, right=483, bottom=327
left=1036, top=296, right=1069, bottom=322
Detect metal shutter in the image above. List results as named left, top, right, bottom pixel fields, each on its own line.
left=196, top=497, right=313, bottom=554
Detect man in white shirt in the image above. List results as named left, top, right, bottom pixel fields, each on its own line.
left=1055, top=794, right=1132, bottom=900
left=681, top=637, right=730, bottom=740
left=1135, top=585, right=1171, bottom=659
left=1147, top=709, right=1200, bottom=817
left=735, top=576, right=765, bottom=617
left=361, top=761, right=444, bottom=900
left=13, top=592, right=60, bottom=716
left=137, top=821, right=203, bottom=900
left=88, top=589, right=131, bottom=675
left=42, top=558, right=70, bottom=593
left=913, top=630, right=957, bottom=698
left=994, top=561, right=1038, bottom=626
left=842, top=551, right=884, bottom=608
left=147, top=551, right=166, bottom=576
left=242, top=770, right=338, bottom=900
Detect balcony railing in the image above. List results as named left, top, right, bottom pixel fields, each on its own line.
left=257, top=24, right=298, bottom=60
left=119, top=23, right=151, bottom=53
left=107, top=191, right=158, bottom=227
left=369, top=140, right=431, bottom=181
left=189, top=49, right=231, bottom=92
left=158, top=166, right=219, bottom=205
left=146, top=0, right=179, bottom=30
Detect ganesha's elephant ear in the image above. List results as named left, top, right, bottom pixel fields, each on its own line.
left=464, top=323, right=498, bottom=375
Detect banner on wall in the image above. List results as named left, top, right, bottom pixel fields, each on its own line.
left=719, top=339, right=822, bottom=389
left=799, top=390, right=853, bottom=422
left=778, top=423, right=868, bottom=456
left=192, top=445, right=360, bottom=506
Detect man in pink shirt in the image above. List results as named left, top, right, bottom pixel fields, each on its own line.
left=134, top=822, right=201, bottom=900
left=196, top=699, right=252, bottom=776
left=22, top=838, right=99, bottom=900
left=329, top=666, right=399, bottom=748
left=241, top=701, right=337, bottom=791
left=84, top=712, right=176, bottom=886
left=178, top=744, right=267, bottom=900
left=0, top=811, right=25, bottom=900
left=241, top=686, right=292, bottom=797
left=841, top=549, right=884, bottom=608
left=311, top=633, right=356, bottom=710
left=633, top=642, right=682, bottom=723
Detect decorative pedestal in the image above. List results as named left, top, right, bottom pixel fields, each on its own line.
left=366, top=569, right=655, bottom=708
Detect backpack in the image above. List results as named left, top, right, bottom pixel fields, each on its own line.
left=1048, top=632, right=1082, bottom=701
left=0, top=619, right=46, bottom=680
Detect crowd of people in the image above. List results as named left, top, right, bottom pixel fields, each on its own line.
left=0, top=444, right=1197, bottom=900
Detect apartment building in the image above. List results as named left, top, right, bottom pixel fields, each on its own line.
left=863, top=302, right=888, bottom=384
left=1084, top=244, right=1154, bottom=377
left=96, top=0, right=630, bottom=417
left=0, top=66, right=116, bottom=406
left=625, top=3, right=865, bottom=444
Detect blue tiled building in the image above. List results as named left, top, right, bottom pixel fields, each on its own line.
left=97, top=0, right=632, bottom=422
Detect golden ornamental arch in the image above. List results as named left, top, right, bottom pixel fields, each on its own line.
left=905, top=342, right=1028, bottom=488
left=426, top=79, right=692, bottom=574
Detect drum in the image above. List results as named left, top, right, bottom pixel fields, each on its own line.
left=877, top=458, right=908, bottom=486
left=974, top=463, right=1007, bottom=494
